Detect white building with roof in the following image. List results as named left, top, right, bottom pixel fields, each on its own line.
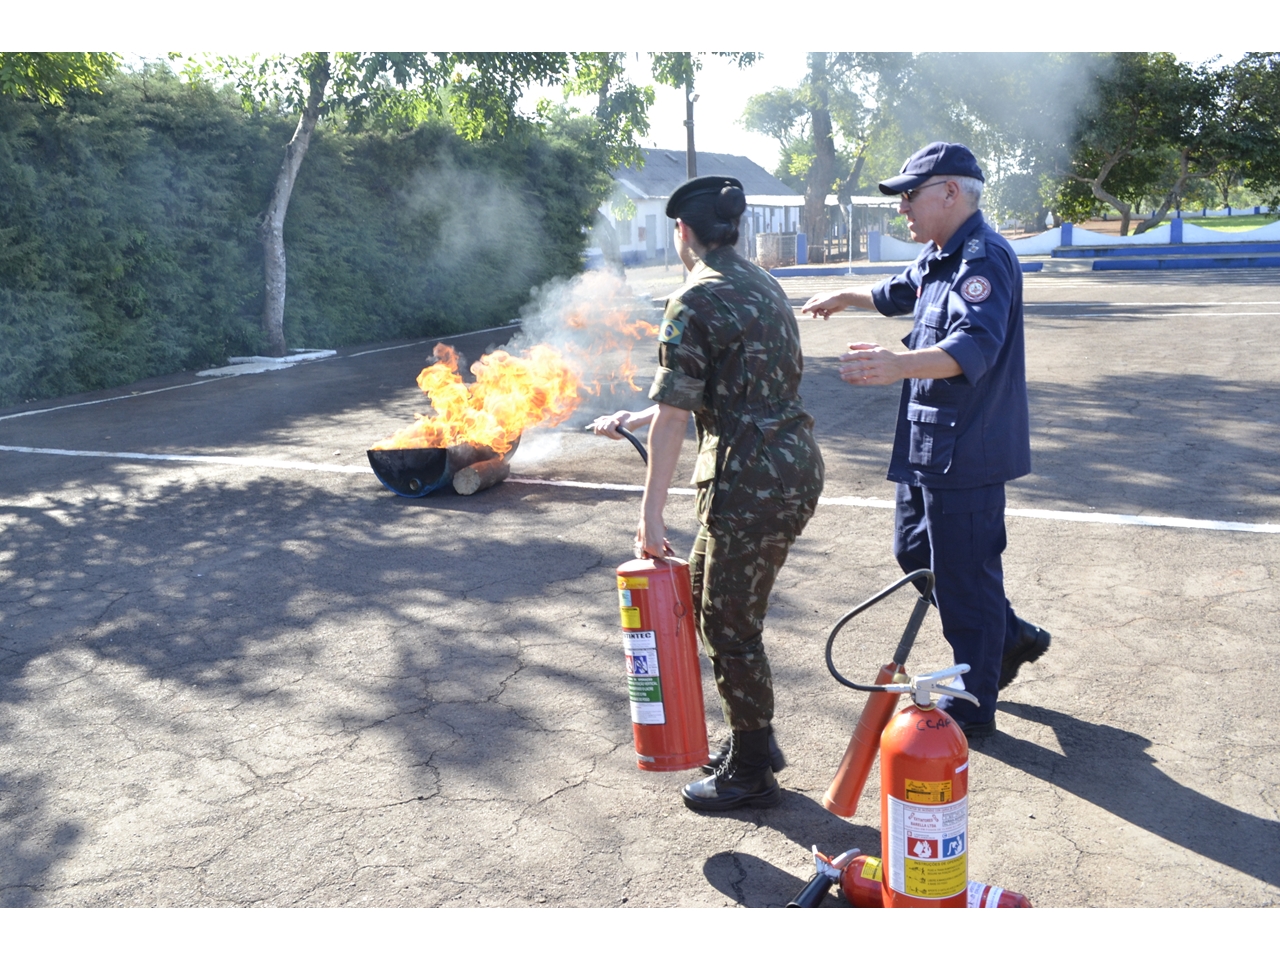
left=591, top=148, right=804, bottom=266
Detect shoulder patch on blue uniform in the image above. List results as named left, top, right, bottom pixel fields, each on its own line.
left=658, top=316, right=685, bottom=345
left=960, top=275, right=992, bottom=302
left=963, top=236, right=985, bottom=260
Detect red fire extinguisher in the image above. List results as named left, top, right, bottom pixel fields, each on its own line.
left=875, top=664, right=979, bottom=907
left=789, top=847, right=1033, bottom=908
left=616, top=556, right=709, bottom=771
left=836, top=853, right=1032, bottom=908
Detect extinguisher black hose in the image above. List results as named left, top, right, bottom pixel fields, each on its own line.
left=617, top=426, right=649, bottom=465
left=825, top=569, right=935, bottom=692
left=786, top=874, right=835, bottom=907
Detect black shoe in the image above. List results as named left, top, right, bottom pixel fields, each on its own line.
left=999, top=619, right=1051, bottom=689
left=701, top=728, right=787, bottom=774
left=682, top=728, right=782, bottom=812
left=956, top=716, right=997, bottom=739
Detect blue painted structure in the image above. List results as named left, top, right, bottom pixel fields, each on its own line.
left=1092, top=255, right=1280, bottom=271
left=1053, top=218, right=1280, bottom=271
left=1056, top=239, right=1280, bottom=258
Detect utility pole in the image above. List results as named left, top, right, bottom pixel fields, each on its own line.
left=684, top=81, right=698, bottom=178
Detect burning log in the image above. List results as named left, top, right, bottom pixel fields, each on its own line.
left=452, top=456, right=511, bottom=495
left=367, top=438, right=519, bottom=498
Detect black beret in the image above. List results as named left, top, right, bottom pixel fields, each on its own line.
left=666, top=176, right=746, bottom=220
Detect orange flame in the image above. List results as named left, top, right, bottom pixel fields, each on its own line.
left=371, top=343, right=581, bottom=453
left=563, top=309, right=658, bottom=392
left=372, top=281, right=660, bottom=452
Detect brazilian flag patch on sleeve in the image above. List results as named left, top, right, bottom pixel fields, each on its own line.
left=658, top=316, right=686, bottom=345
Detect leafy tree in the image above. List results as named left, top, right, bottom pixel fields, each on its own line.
left=190, top=53, right=574, bottom=356
left=744, top=53, right=903, bottom=258
left=1214, top=53, right=1280, bottom=210
left=0, top=53, right=119, bottom=105
left=1055, top=53, right=1194, bottom=235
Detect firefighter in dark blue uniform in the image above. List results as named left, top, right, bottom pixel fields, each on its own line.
left=803, top=142, right=1050, bottom=737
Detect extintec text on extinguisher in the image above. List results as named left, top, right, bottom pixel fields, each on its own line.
left=623, top=630, right=665, bottom=725
left=886, top=791, right=968, bottom=899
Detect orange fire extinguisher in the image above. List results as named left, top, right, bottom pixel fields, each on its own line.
left=616, top=555, right=709, bottom=771
left=874, top=664, right=979, bottom=907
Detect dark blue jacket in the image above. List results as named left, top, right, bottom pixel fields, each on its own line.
left=870, top=210, right=1031, bottom=489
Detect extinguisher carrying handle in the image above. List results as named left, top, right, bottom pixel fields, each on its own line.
left=825, top=569, right=935, bottom=692
left=872, top=664, right=982, bottom=709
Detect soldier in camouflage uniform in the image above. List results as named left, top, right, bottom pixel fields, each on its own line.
left=592, top=176, right=824, bottom=812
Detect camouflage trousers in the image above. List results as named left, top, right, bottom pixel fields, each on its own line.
left=690, top=491, right=818, bottom=732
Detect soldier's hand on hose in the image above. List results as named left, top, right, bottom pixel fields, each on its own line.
left=589, top=405, right=658, bottom=440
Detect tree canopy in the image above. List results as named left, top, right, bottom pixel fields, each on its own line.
left=744, top=52, right=1280, bottom=239
left=0, top=53, right=120, bottom=105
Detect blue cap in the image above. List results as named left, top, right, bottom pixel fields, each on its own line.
left=878, top=142, right=984, bottom=196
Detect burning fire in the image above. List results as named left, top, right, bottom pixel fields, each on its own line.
left=372, top=343, right=581, bottom=453
left=372, top=275, right=659, bottom=454
left=563, top=309, right=658, bottom=394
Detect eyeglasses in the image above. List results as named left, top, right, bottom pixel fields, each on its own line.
left=902, top=181, right=951, bottom=203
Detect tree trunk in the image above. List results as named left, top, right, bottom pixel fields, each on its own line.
left=1069, top=149, right=1133, bottom=235
left=1134, top=148, right=1193, bottom=234
left=803, top=54, right=836, bottom=263
left=260, top=57, right=330, bottom=357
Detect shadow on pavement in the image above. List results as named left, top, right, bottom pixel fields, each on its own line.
left=991, top=701, right=1280, bottom=888
left=0, top=774, right=83, bottom=906
left=1017, top=373, right=1280, bottom=520
left=697, top=791, right=880, bottom=907
left=0, top=470, right=632, bottom=899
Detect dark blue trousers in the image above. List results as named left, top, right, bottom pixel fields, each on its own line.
left=893, top=482, right=1021, bottom=725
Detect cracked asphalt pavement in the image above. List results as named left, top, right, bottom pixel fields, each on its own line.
left=1, top=267, right=1278, bottom=907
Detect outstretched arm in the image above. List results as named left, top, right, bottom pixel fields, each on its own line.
left=801, top=288, right=877, bottom=318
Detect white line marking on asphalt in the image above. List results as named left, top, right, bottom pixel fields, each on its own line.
left=0, top=324, right=525, bottom=422
left=345, top=323, right=523, bottom=358
left=4, top=445, right=1278, bottom=533
left=507, top=477, right=696, bottom=496
left=0, top=445, right=369, bottom=474
left=0, top=380, right=214, bottom=422
left=820, top=494, right=1280, bottom=532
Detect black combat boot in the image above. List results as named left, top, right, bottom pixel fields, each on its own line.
left=701, top=727, right=786, bottom=775
left=681, top=727, right=782, bottom=812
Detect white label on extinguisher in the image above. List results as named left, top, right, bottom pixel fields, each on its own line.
left=886, top=794, right=967, bottom=899
left=623, top=631, right=665, bottom=725
left=967, top=881, right=1003, bottom=908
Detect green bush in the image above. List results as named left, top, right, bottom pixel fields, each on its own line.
left=0, top=64, right=610, bottom=407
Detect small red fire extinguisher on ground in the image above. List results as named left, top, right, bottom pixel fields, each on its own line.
left=616, top=556, right=709, bottom=771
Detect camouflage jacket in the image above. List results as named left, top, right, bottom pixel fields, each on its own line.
left=649, top=245, right=824, bottom=525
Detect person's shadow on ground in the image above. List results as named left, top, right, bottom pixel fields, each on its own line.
left=987, top=700, right=1279, bottom=889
